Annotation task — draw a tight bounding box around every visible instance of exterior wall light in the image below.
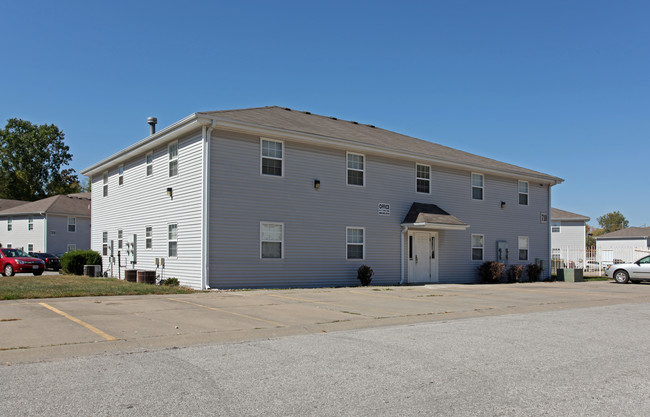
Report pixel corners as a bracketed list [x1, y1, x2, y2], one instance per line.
[500, 201, 506, 209]
[314, 179, 321, 190]
[167, 187, 173, 198]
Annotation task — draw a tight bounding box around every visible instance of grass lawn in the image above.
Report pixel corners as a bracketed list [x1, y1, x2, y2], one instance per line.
[0, 274, 194, 300]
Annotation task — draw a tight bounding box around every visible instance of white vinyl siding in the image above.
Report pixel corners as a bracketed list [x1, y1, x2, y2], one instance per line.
[518, 181, 529, 205]
[260, 222, 283, 259]
[471, 173, 484, 200]
[416, 164, 430, 194]
[346, 227, 364, 259]
[260, 139, 283, 177]
[346, 152, 365, 186]
[168, 142, 178, 177]
[471, 234, 484, 261]
[519, 236, 529, 261]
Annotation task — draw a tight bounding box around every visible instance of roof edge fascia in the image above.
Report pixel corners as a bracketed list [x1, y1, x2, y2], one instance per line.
[401, 222, 470, 231]
[206, 116, 563, 185]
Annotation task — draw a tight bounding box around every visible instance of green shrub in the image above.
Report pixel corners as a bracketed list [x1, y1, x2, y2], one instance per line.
[162, 277, 180, 286]
[478, 261, 505, 283]
[61, 250, 103, 275]
[505, 264, 524, 283]
[357, 265, 374, 286]
[525, 263, 543, 282]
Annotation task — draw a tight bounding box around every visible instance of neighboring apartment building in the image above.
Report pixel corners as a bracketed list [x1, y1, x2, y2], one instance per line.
[550, 208, 590, 269]
[0, 193, 91, 255]
[596, 227, 650, 263]
[81, 106, 563, 289]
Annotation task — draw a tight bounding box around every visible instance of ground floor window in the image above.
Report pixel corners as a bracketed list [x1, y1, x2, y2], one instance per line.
[102, 232, 108, 256]
[519, 236, 529, 261]
[67, 244, 76, 252]
[28, 244, 34, 252]
[260, 222, 283, 259]
[168, 224, 178, 257]
[145, 226, 152, 249]
[346, 227, 364, 259]
[117, 229, 123, 249]
[471, 234, 484, 261]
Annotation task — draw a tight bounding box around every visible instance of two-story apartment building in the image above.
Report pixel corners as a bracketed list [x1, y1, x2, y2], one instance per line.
[0, 193, 91, 255]
[81, 106, 562, 289]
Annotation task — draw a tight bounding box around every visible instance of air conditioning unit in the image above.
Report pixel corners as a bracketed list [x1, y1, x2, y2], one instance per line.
[83, 265, 102, 277]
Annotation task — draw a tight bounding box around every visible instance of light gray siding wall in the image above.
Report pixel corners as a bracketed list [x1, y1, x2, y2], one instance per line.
[45, 215, 91, 254]
[551, 220, 586, 249]
[209, 131, 551, 288]
[0, 215, 45, 252]
[597, 238, 649, 251]
[90, 132, 204, 288]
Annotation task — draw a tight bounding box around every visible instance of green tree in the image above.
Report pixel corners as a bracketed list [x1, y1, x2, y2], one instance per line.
[586, 224, 605, 248]
[597, 211, 629, 233]
[0, 118, 81, 201]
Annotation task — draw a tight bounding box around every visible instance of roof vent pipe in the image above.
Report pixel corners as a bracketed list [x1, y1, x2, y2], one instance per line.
[147, 117, 158, 135]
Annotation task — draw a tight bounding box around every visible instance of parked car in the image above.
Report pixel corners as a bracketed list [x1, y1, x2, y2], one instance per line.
[0, 248, 46, 276]
[605, 255, 650, 283]
[28, 252, 62, 271]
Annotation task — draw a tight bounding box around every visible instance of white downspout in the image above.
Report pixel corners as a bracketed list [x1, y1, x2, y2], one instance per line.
[400, 225, 407, 285]
[42, 213, 48, 252]
[547, 184, 552, 280]
[200, 121, 215, 290]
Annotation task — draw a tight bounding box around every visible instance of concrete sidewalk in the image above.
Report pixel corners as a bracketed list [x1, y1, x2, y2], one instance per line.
[1, 281, 649, 364]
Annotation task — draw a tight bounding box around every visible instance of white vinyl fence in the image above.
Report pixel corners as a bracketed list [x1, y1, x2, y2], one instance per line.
[551, 246, 650, 274]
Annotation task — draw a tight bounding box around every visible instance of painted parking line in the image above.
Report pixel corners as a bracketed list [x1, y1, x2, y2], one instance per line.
[167, 298, 287, 327]
[348, 289, 445, 303]
[267, 293, 403, 316]
[39, 302, 117, 341]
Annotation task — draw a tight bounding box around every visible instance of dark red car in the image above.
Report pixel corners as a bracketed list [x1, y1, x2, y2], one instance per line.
[0, 248, 45, 276]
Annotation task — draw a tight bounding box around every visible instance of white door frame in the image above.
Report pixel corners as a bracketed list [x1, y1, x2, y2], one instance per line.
[407, 231, 439, 283]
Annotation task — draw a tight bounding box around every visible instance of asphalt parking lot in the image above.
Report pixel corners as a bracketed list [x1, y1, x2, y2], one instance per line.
[1, 281, 649, 364]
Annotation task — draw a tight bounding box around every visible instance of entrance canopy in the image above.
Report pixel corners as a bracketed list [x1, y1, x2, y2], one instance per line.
[401, 202, 469, 231]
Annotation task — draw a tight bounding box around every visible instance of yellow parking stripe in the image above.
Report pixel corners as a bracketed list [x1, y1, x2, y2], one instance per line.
[168, 298, 287, 327]
[39, 303, 117, 341]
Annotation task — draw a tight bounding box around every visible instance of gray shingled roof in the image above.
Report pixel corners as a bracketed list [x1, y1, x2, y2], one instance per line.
[402, 202, 468, 227]
[0, 198, 28, 211]
[551, 208, 590, 222]
[198, 106, 562, 182]
[0, 194, 91, 217]
[596, 227, 650, 239]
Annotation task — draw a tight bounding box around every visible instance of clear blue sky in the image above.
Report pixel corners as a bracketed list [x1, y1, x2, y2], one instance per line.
[2, 0, 648, 227]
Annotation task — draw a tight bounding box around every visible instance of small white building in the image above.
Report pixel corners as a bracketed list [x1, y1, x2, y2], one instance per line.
[550, 208, 590, 271]
[596, 227, 650, 263]
[0, 193, 91, 255]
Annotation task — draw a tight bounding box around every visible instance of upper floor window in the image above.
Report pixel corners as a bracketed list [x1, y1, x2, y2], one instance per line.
[68, 217, 76, 233]
[551, 221, 561, 233]
[168, 142, 178, 177]
[103, 172, 108, 197]
[416, 164, 430, 193]
[518, 181, 529, 205]
[347, 152, 365, 186]
[145, 226, 152, 249]
[168, 224, 178, 257]
[261, 139, 283, 177]
[518, 236, 529, 261]
[471, 234, 484, 261]
[346, 227, 365, 259]
[260, 222, 283, 259]
[28, 216, 34, 231]
[118, 165, 124, 186]
[146, 152, 153, 176]
[7, 217, 12, 231]
[117, 229, 123, 249]
[471, 173, 484, 200]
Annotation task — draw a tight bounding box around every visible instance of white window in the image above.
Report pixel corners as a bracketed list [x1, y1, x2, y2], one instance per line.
[518, 236, 529, 261]
[102, 232, 108, 256]
[518, 181, 529, 205]
[118, 165, 124, 186]
[416, 164, 430, 194]
[28, 216, 34, 231]
[145, 226, 152, 249]
[471, 234, 484, 261]
[28, 244, 34, 252]
[347, 152, 365, 186]
[146, 152, 153, 176]
[261, 139, 283, 177]
[7, 217, 12, 231]
[103, 171, 108, 197]
[168, 224, 178, 257]
[67, 244, 76, 252]
[168, 142, 178, 177]
[346, 227, 365, 259]
[471, 173, 484, 200]
[260, 222, 283, 259]
[7, 244, 12, 249]
[117, 229, 123, 249]
[68, 217, 76, 233]
[551, 221, 561, 233]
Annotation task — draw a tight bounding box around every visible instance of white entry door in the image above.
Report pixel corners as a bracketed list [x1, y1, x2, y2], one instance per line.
[410, 231, 439, 283]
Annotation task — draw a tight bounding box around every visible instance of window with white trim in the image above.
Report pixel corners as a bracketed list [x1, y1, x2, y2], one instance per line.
[103, 171, 108, 197]
[117, 229, 123, 249]
[471, 234, 484, 261]
[67, 244, 76, 252]
[146, 152, 153, 176]
[168, 142, 178, 177]
[551, 221, 560, 233]
[7, 217, 12, 231]
[261, 139, 283, 177]
[471, 173, 484, 200]
[7, 244, 12, 249]
[518, 181, 529, 205]
[145, 226, 152, 249]
[118, 165, 124, 186]
[416, 164, 430, 193]
[347, 152, 365, 186]
[260, 222, 283, 259]
[28, 216, 34, 231]
[518, 236, 529, 261]
[168, 224, 178, 257]
[28, 243, 33, 252]
[346, 227, 365, 259]
[68, 217, 76, 233]
[102, 232, 108, 256]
